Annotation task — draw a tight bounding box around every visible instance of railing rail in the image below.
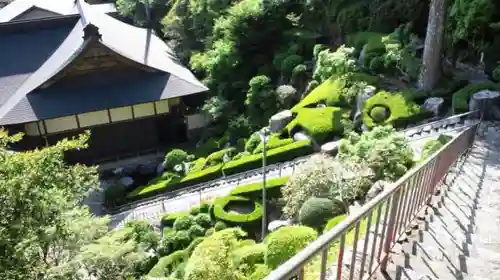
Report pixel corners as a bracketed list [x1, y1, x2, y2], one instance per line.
[107, 111, 479, 215]
[264, 118, 480, 280]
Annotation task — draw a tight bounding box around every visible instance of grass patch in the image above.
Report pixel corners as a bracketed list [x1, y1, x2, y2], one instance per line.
[286, 107, 349, 143]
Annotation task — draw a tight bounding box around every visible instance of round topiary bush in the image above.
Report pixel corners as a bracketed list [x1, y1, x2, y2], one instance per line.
[188, 224, 206, 238]
[173, 215, 195, 231]
[232, 243, 267, 267]
[298, 197, 345, 229]
[163, 149, 189, 171]
[214, 221, 227, 231]
[198, 203, 211, 213]
[264, 225, 318, 269]
[194, 213, 212, 228]
[370, 106, 389, 123]
[211, 196, 263, 225]
[172, 230, 192, 250]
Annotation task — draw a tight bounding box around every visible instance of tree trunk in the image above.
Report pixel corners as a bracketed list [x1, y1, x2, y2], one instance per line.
[418, 0, 448, 91]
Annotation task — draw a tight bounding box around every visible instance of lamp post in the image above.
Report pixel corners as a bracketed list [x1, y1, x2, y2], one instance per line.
[259, 127, 270, 240]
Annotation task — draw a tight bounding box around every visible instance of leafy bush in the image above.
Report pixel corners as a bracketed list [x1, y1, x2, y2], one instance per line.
[280, 54, 303, 76]
[188, 225, 206, 238]
[147, 250, 188, 277]
[205, 148, 236, 167]
[194, 213, 212, 228]
[286, 107, 349, 143]
[189, 158, 206, 173]
[228, 115, 253, 141]
[282, 154, 373, 218]
[419, 139, 442, 162]
[205, 228, 215, 236]
[232, 243, 267, 267]
[247, 264, 272, 279]
[264, 225, 317, 269]
[299, 197, 344, 229]
[186, 237, 205, 256]
[245, 134, 261, 153]
[222, 140, 314, 175]
[345, 32, 386, 53]
[214, 221, 228, 231]
[370, 106, 388, 123]
[313, 44, 328, 59]
[173, 215, 195, 231]
[164, 149, 189, 171]
[253, 134, 293, 154]
[362, 91, 430, 129]
[161, 211, 189, 227]
[452, 81, 500, 112]
[233, 151, 251, 161]
[323, 215, 347, 232]
[229, 177, 288, 200]
[183, 228, 247, 280]
[173, 230, 192, 250]
[313, 45, 357, 83]
[338, 126, 414, 181]
[128, 172, 181, 198]
[211, 196, 263, 225]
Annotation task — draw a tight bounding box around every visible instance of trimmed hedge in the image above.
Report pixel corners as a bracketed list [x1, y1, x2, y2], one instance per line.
[286, 107, 349, 143]
[253, 134, 293, 154]
[452, 81, 500, 112]
[299, 197, 345, 229]
[205, 147, 236, 167]
[189, 157, 206, 173]
[232, 243, 267, 267]
[186, 237, 205, 256]
[362, 91, 431, 129]
[222, 140, 314, 176]
[147, 250, 188, 277]
[161, 211, 189, 227]
[229, 176, 289, 200]
[211, 196, 263, 225]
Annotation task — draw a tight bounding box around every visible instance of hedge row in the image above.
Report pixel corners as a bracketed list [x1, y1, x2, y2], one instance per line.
[147, 250, 188, 277]
[229, 176, 289, 200]
[211, 195, 263, 225]
[253, 134, 293, 154]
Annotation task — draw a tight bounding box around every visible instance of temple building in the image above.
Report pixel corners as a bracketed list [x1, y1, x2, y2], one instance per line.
[0, 0, 209, 164]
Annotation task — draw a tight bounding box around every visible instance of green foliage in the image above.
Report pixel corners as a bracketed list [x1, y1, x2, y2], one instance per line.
[228, 115, 253, 141]
[173, 215, 195, 231]
[246, 75, 279, 125]
[186, 237, 205, 256]
[215, 221, 228, 231]
[298, 197, 344, 229]
[370, 106, 389, 123]
[253, 134, 293, 154]
[232, 243, 267, 267]
[202, 96, 232, 124]
[323, 215, 347, 232]
[189, 158, 207, 173]
[264, 226, 317, 269]
[338, 126, 414, 181]
[164, 149, 189, 171]
[128, 172, 181, 198]
[245, 133, 261, 153]
[247, 264, 272, 279]
[346, 32, 386, 53]
[188, 224, 206, 238]
[286, 107, 349, 143]
[448, 0, 495, 46]
[419, 134, 452, 162]
[124, 220, 160, 250]
[313, 45, 357, 83]
[205, 228, 216, 236]
[173, 230, 192, 250]
[162, 211, 189, 227]
[194, 213, 212, 228]
[229, 176, 289, 199]
[148, 250, 188, 277]
[313, 44, 328, 59]
[452, 82, 500, 112]
[211, 196, 263, 225]
[280, 54, 304, 76]
[362, 91, 430, 129]
[205, 148, 236, 167]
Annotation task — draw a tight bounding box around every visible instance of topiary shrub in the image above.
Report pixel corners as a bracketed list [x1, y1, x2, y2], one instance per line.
[173, 215, 195, 231]
[186, 237, 205, 256]
[172, 230, 192, 250]
[264, 225, 318, 269]
[245, 134, 261, 153]
[286, 107, 349, 143]
[205, 147, 236, 168]
[214, 221, 228, 231]
[161, 211, 189, 227]
[205, 228, 215, 236]
[298, 197, 345, 229]
[370, 106, 388, 123]
[198, 203, 211, 213]
[188, 224, 206, 238]
[229, 177, 288, 200]
[211, 196, 263, 226]
[147, 250, 188, 277]
[252, 134, 294, 154]
[164, 149, 189, 171]
[232, 243, 267, 267]
[194, 213, 212, 228]
[323, 215, 347, 233]
[247, 264, 272, 280]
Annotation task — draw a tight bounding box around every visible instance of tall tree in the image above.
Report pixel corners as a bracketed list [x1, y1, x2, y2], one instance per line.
[419, 0, 449, 91]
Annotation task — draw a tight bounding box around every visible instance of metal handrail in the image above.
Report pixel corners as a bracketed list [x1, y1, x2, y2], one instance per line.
[107, 111, 479, 215]
[264, 119, 480, 280]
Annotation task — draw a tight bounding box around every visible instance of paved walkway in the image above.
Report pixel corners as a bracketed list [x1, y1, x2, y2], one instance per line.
[375, 138, 500, 280]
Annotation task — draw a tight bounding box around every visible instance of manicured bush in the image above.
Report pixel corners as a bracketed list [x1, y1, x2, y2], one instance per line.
[323, 214, 347, 232]
[229, 176, 289, 200]
[346, 32, 387, 54]
[164, 149, 189, 171]
[186, 237, 205, 256]
[452, 81, 500, 112]
[188, 224, 206, 238]
[205, 228, 215, 236]
[172, 230, 192, 250]
[147, 250, 188, 277]
[173, 215, 195, 231]
[299, 197, 344, 229]
[236, 239, 256, 248]
[232, 243, 267, 267]
[222, 140, 314, 176]
[205, 147, 236, 167]
[420, 134, 453, 162]
[252, 134, 294, 154]
[264, 225, 318, 269]
[370, 106, 388, 123]
[189, 205, 201, 216]
[362, 91, 430, 129]
[245, 134, 261, 153]
[179, 163, 223, 186]
[248, 264, 272, 279]
[214, 221, 228, 231]
[233, 151, 251, 161]
[189, 157, 206, 173]
[172, 262, 186, 279]
[211, 196, 263, 225]
[194, 213, 212, 228]
[286, 107, 349, 143]
[161, 211, 189, 227]
[127, 172, 181, 198]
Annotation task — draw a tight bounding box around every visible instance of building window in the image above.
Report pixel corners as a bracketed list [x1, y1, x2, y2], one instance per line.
[109, 106, 133, 122]
[155, 100, 170, 114]
[44, 116, 78, 134]
[77, 110, 110, 127]
[133, 103, 155, 118]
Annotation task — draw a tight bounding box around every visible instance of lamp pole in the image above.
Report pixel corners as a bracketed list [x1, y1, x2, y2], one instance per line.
[260, 128, 269, 241]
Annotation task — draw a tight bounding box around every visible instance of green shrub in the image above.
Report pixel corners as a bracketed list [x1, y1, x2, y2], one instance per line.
[147, 250, 188, 277]
[194, 213, 212, 228]
[189, 158, 206, 173]
[437, 134, 452, 144]
[264, 225, 318, 269]
[370, 106, 388, 123]
[229, 177, 288, 200]
[173, 215, 195, 231]
[127, 172, 181, 198]
[419, 139, 442, 162]
[323, 215, 347, 232]
[232, 243, 267, 267]
[369, 56, 384, 72]
[172, 230, 192, 250]
[286, 107, 349, 143]
[222, 140, 314, 176]
[189, 206, 201, 216]
[212, 196, 263, 225]
[452, 81, 500, 112]
[245, 134, 261, 153]
[236, 239, 256, 248]
[247, 264, 272, 279]
[205, 147, 236, 167]
[205, 228, 215, 236]
[164, 149, 189, 171]
[172, 262, 186, 279]
[362, 91, 430, 129]
[188, 224, 206, 238]
[233, 151, 251, 161]
[179, 163, 223, 185]
[253, 134, 293, 154]
[299, 197, 345, 229]
[346, 32, 386, 53]
[214, 221, 228, 231]
[186, 237, 205, 256]
[161, 211, 189, 227]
